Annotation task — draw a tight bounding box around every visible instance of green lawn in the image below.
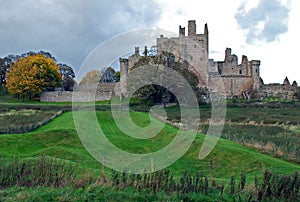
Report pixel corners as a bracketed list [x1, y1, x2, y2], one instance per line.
[1, 111, 299, 183]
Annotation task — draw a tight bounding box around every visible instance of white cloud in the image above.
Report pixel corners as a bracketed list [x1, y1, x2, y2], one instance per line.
[235, 0, 291, 44]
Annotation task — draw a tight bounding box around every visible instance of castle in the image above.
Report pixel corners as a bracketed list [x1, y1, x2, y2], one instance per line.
[119, 20, 298, 100]
[41, 20, 298, 102]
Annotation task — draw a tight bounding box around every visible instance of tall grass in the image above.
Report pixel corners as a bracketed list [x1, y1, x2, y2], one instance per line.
[165, 105, 300, 163]
[0, 110, 62, 134]
[0, 156, 299, 201]
[0, 155, 77, 188]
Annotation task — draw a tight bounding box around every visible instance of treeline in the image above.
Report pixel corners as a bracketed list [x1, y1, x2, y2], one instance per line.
[80, 67, 120, 85]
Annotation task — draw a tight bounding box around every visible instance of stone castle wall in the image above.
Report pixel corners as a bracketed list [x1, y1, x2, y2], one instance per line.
[41, 83, 118, 102]
[208, 75, 253, 97]
[259, 84, 296, 100]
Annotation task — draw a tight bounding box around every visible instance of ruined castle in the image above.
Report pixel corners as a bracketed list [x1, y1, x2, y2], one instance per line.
[119, 20, 298, 100]
[41, 20, 298, 102]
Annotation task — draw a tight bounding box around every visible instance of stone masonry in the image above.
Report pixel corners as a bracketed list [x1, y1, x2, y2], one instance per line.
[40, 83, 117, 102]
[120, 20, 298, 100]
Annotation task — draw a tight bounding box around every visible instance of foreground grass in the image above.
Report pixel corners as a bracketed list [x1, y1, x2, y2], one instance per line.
[0, 110, 299, 201]
[0, 186, 239, 202]
[1, 155, 298, 201]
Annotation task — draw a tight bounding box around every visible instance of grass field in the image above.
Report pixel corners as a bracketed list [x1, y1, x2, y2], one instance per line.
[166, 104, 300, 163]
[1, 104, 299, 201]
[1, 111, 299, 180]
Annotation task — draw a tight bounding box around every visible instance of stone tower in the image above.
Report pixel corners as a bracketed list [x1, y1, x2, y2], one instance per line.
[119, 58, 128, 98]
[250, 60, 261, 91]
[188, 20, 196, 36]
[156, 20, 209, 86]
[184, 21, 209, 86]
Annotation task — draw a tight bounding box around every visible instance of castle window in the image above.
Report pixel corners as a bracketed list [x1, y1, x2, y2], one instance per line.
[239, 70, 243, 75]
[169, 55, 175, 62]
[194, 44, 197, 48]
[255, 68, 258, 73]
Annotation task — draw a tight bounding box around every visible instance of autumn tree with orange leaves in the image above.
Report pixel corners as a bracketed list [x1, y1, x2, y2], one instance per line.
[6, 54, 62, 101]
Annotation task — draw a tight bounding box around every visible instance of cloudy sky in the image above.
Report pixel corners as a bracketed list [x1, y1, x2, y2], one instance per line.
[0, 0, 299, 84]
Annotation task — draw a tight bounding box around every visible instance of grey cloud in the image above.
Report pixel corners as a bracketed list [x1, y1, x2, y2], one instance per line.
[0, 0, 162, 74]
[235, 0, 290, 44]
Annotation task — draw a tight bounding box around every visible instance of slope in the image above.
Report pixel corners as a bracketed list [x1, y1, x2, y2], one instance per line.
[0, 111, 299, 181]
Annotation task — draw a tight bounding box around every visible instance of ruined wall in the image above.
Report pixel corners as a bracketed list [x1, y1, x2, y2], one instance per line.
[259, 84, 296, 100]
[41, 83, 118, 102]
[208, 75, 253, 97]
[128, 47, 140, 71]
[157, 36, 180, 60]
[217, 49, 252, 77]
[208, 48, 260, 97]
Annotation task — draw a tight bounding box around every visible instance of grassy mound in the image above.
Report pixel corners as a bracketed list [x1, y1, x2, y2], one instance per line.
[0, 111, 299, 182]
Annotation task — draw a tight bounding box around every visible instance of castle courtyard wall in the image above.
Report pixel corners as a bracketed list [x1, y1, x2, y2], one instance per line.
[259, 84, 296, 100]
[40, 83, 117, 102]
[208, 75, 253, 97]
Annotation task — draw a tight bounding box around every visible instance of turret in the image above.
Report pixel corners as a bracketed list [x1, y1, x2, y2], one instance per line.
[179, 25, 185, 36]
[241, 55, 249, 75]
[144, 46, 148, 56]
[204, 23, 209, 57]
[188, 20, 196, 36]
[204, 23, 208, 35]
[119, 58, 129, 98]
[134, 47, 139, 55]
[292, 80, 298, 88]
[250, 60, 261, 91]
[225, 48, 232, 63]
[283, 76, 290, 86]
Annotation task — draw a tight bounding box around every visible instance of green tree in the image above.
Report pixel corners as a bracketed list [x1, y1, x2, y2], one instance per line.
[0, 58, 6, 91]
[0, 57, 12, 93]
[132, 56, 201, 105]
[79, 70, 100, 85]
[58, 63, 76, 91]
[100, 67, 116, 83]
[6, 54, 62, 101]
[114, 71, 120, 82]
